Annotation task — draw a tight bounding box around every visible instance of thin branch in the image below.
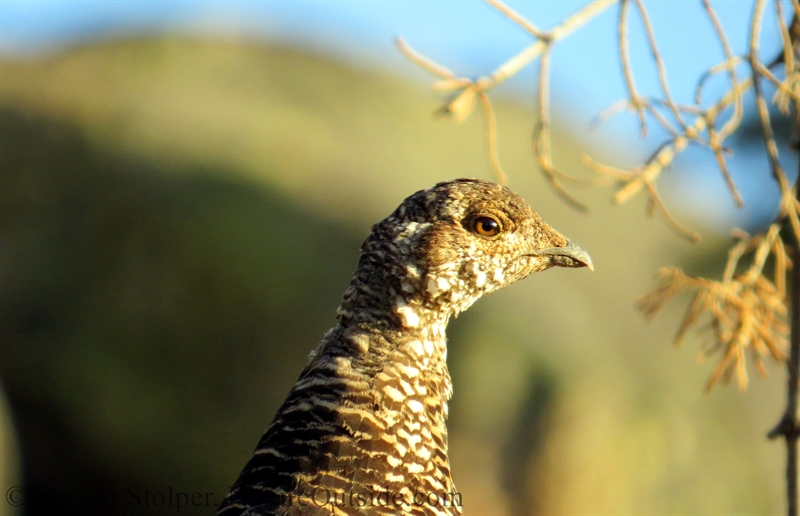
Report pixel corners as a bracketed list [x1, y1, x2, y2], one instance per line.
[750, 0, 791, 193]
[709, 126, 744, 207]
[612, 137, 686, 205]
[591, 98, 632, 129]
[649, 98, 706, 115]
[398, 0, 614, 203]
[633, 0, 687, 130]
[695, 56, 745, 105]
[644, 103, 680, 137]
[777, 0, 797, 82]
[395, 37, 456, 79]
[767, 185, 800, 516]
[618, 0, 648, 135]
[581, 153, 635, 180]
[486, 0, 546, 39]
[754, 59, 800, 102]
[702, 0, 744, 141]
[490, 0, 615, 86]
[477, 92, 508, 184]
[533, 47, 588, 211]
[644, 180, 701, 242]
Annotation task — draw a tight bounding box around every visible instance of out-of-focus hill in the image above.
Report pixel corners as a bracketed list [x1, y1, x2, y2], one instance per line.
[0, 35, 783, 515]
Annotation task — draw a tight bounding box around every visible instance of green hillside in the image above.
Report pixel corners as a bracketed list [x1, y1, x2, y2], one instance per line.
[0, 35, 783, 515]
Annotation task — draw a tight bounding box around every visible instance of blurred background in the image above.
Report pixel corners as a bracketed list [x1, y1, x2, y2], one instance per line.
[0, 2, 795, 515]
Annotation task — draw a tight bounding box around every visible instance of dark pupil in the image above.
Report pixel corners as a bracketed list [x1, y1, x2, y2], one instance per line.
[480, 219, 497, 233]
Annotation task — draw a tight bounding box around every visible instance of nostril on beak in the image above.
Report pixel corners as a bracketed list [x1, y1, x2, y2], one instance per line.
[527, 239, 593, 271]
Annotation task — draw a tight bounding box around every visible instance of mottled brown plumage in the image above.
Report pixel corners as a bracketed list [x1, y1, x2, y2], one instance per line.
[219, 179, 592, 516]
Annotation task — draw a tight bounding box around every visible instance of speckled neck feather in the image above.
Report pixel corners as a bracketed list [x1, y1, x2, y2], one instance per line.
[219, 179, 590, 516]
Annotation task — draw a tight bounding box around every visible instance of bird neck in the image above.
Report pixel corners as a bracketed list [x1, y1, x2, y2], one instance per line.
[302, 319, 459, 505]
[335, 266, 455, 334]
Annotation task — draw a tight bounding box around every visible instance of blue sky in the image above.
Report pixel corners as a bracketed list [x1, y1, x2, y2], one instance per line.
[0, 1, 794, 232]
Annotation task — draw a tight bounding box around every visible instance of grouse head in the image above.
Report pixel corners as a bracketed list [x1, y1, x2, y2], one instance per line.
[338, 178, 592, 331]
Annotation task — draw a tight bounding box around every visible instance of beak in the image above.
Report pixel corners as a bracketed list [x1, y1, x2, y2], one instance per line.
[527, 239, 594, 271]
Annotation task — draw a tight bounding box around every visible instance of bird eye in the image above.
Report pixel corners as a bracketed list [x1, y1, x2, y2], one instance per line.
[473, 216, 501, 237]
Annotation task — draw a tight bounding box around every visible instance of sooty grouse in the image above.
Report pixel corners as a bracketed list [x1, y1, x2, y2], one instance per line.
[219, 178, 592, 516]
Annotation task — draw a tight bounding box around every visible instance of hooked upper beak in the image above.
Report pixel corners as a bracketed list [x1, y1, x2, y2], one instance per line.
[526, 239, 594, 271]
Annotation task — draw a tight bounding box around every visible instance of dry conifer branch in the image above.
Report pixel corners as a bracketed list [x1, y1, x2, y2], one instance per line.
[701, 0, 744, 142]
[751, 1, 789, 190]
[399, 1, 800, 513]
[644, 102, 680, 136]
[396, 37, 457, 80]
[397, 0, 613, 189]
[708, 126, 743, 207]
[768, 186, 800, 516]
[400, 0, 798, 383]
[618, 0, 648, 135]
[777, 1, 796, 82]
[478, 91, 508, 184]
[755, 60, 800, 103]
[633, 0, 688, 131]
[486, 0, 546, 39]
[638, 224, 790, 391]
[534, 47, 588, 210]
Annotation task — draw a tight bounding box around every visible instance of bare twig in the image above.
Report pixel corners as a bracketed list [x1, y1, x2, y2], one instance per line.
[396, 37, 456, 79]
[695, 56, 745, 105]
[644, 180, 701, 242]
[477, 92, 508, 184]
[767, 184, 800, 516]
[701, 0, 744, 142]
[633, 0, 687, 130]
[753, 59, 800, 103]
[400, 0, 614, 202]
[708, 126, 744, 207]
[618, 0, 648, 135]
[486, 0, 546, 39]
[776, 0, 797, 89]
[750, 0, 788, 189]
[489, 0, 615, 87]
[534, 47, 588, 210]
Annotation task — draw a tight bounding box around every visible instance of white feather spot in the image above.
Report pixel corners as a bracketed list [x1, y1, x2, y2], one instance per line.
[385, 472, 405, 482]
[395, 296, 419, 328]
[408, 399, 424, 413]
[405, 463, 425, 474]
[408, 340, 424, 356]
[399, 379, 415, 396]
[396, 364, 420, 378]
[382, 384, 405, 402]
[417, 446, 431, 460]
[493, 268, 505, 283]
[396, 304, 420, 328]
[475, 270, 486, 288]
